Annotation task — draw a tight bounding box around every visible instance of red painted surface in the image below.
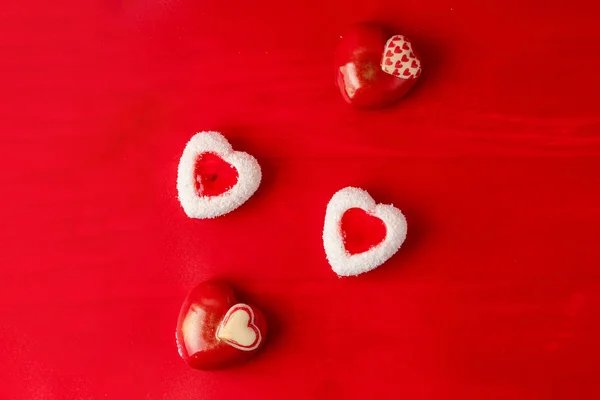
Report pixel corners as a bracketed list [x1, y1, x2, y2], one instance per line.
[1, 0, 600, 398]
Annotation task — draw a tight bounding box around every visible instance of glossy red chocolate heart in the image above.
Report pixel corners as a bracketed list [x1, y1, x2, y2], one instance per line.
[335, 23, 421, 109]
[176, 281, 267, 370]
[194, 152, 239, 197]
[340, 207, 387, 255]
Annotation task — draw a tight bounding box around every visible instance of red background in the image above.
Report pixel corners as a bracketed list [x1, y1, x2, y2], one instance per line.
[2, 0, 600, 398]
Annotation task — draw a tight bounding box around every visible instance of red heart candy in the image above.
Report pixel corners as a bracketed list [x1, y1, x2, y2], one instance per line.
[393, 69, 401, 76]
[403, 68, 411, 76]
[335, 24, 422, 108]
[411, 60, 419, 68]
[401, 54, 409, 62]
[403, 42, 410, 50]
[341, 207, 387, 255]
[194, 152, 239, 197]
[395, 60, 403, 68]
[394, 46, 402, 53]
[176, 281, 267, 370]
[385, 50, 394, 57]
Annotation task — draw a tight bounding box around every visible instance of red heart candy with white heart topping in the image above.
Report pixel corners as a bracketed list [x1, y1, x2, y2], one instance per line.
[335, 23, 422, 109]
[176, 280, 267, 370]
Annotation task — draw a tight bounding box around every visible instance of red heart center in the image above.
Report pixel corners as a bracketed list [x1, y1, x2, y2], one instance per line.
[340, 208, 387, 255]
[194, 152, 239, 197]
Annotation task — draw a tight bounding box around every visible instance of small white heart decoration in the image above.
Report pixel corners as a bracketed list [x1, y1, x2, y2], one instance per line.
[216, 304, 262, 351]
[323, 187, 407, 277]
[381, 35, 422, 79]
[177, 131, 261, 219]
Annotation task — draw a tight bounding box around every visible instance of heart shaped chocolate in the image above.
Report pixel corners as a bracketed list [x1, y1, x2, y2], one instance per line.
[335, 24, 422, 109]
[176, 281, 267, 370]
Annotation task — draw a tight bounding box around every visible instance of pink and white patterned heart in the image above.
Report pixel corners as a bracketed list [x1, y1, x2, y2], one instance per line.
[381, 35, 422, 79]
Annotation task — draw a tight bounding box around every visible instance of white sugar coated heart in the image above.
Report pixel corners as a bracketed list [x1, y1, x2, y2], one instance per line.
[216, 304, 262, 351]
[177, 131, 261, 219]
[323, 187, 407, 277]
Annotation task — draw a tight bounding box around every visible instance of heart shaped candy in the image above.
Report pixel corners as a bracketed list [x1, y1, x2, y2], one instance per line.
[323, 187, 407, 277]
[176, 281, 267, 370]
[335, 23, 422, 109]
[177, 131, 261, 219]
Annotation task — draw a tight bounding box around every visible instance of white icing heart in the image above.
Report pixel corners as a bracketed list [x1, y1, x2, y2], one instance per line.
[323, 187, 407, 277]
[216, 304, 261, 351]
[177, 131, 261, 219]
